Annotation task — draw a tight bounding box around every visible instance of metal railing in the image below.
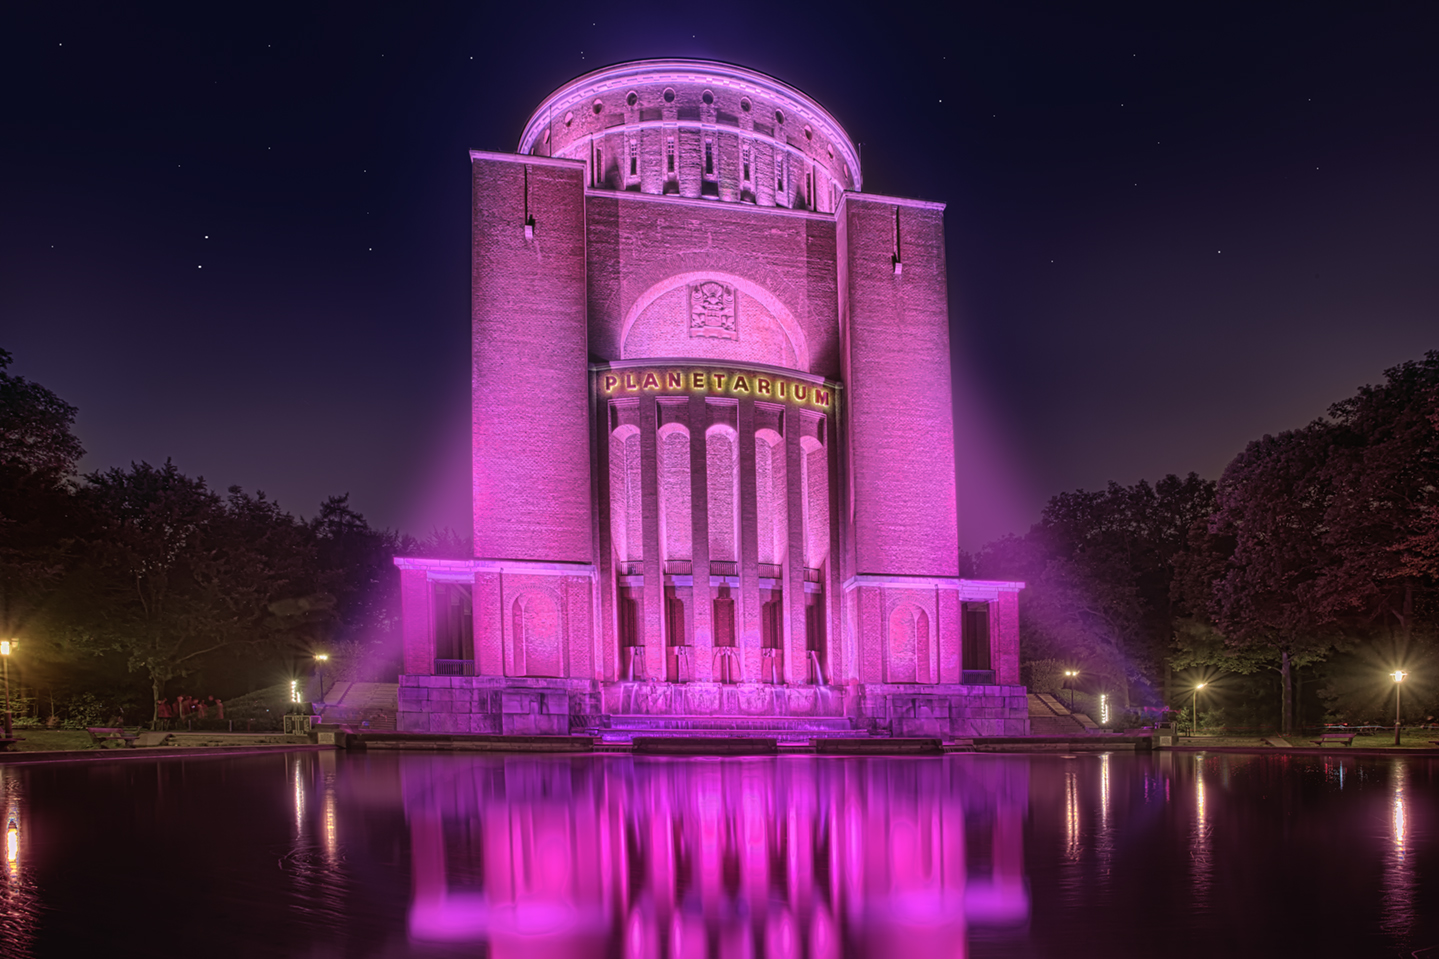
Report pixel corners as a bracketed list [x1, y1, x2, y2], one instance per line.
[663, 560, 692, 576]
[617, 560, 643, 577]
[757, 563, 782, 580]
[710, 560, 738, 577]
[803, 567, 822, 584]
[434, 659, 475, 677]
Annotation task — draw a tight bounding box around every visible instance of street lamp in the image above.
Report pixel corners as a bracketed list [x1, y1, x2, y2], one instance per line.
[1192, 682, 1207, 738]
[1, 640, 15, 739]
[314, 653, 330, 705]
[1392, 670, 1408, 746]
[1064, 669, 1079, 712]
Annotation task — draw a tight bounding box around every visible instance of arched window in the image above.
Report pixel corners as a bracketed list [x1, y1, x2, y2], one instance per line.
[755, 429, 787, 567]
[800, 433, 828, 570]
[658, 424, 691, 562]
[513, 591, 562, 678]
[609, 424, 643, 566]
[887, 603, 933, 684]
[706, 425, 739, 565]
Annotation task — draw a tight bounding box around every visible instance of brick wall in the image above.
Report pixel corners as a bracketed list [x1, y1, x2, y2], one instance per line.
[841, 196, 959, 579]
[471, 152, 593, 563]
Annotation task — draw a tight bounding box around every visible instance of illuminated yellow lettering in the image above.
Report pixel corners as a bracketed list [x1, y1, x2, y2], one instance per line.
[693, 372, 707, 390]
[641, 372, 660, 389]
[713, 373, 727, 391]
[813, 388, 830, 407]
[733, 375, 750, 392]
[757, 377, 772, 394]
[666, 372, 683, 389]
[624, 373, 639, 390]
[603, 374, 619, 392]
[794, 384, 809, 401]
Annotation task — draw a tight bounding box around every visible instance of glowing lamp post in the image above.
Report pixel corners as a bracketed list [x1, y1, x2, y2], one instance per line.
[314, 653, 330, 705]
[1, 640, 14, 738]
[1192, 683, 1207, 738]
[1064, 669, 1079, 712]
[1392, 670, 1408, 746]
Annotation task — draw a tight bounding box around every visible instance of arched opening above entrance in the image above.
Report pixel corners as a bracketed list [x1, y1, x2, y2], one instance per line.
[620, 271, 809, 373]
[621, 270, 811, 371]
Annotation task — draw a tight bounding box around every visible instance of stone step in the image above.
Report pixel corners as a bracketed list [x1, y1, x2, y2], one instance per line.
[600, 715, 857, 741]
[607, 715, 853, 731]
[1029, 714, 1085, 736]
[1027, 694, 1059, 717]
[1037, 693, 1073, 715]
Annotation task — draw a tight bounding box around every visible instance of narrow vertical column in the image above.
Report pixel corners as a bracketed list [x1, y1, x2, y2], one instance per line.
[639, 394, 664, 680]
[938, 589, 961, 683]
[994, 591, 1020, 685]
[689, 393, 713, 680]
[827, 413, 848, 684]
[475, 570, 503, 676]
[592, 391, 619, 682]
[783, 404, 807, 684]
[738, 399, 761, 682]
[399, 567, 432, 676]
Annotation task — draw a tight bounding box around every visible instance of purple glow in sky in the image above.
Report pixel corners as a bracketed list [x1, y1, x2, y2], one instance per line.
[3, 4, 1436, 547]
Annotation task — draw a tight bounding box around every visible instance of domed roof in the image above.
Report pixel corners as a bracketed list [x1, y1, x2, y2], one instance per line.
[518, 59, 862, 200]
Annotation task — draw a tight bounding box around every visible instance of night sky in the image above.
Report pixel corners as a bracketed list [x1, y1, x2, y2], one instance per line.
[4, 3, 1437, 549]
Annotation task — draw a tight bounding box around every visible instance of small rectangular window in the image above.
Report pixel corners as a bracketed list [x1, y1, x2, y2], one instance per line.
[704, 139, 714, 176]
[628, 139, 638, 176]
[742, 142, 751, 183]
[666, 137, 675, 173]
[776, 154, 785, 194]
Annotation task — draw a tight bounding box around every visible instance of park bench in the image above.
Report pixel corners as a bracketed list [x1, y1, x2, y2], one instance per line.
[86, 727, 139, 748]
[1312, 732, 1355, 747]
[0, 738, 21, 751]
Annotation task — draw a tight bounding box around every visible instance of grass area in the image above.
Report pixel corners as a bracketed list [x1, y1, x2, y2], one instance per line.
[4, 727, 306, 752]
[1175, 729, 1439, 749]
[7, 729, 119, 752]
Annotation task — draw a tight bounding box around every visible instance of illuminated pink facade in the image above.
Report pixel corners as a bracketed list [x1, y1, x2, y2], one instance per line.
[394, 60, 1027, 738]
[401, 754, 1030, 954]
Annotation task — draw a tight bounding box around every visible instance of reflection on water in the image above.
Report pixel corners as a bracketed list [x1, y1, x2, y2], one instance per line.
[1382, 760, 1416, 939]
[1190, 759, 1212, 908]
[0, 767, 39, 959]
[402, 755, 1028, 957]
[0, 751, 1435, 958]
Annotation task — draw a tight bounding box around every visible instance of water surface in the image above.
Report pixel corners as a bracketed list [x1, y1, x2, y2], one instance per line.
[0, 750, 1434, 957]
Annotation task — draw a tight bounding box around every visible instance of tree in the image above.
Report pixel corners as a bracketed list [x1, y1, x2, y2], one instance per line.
[308, 495, 403, 668]
[0, 348, 84, 481]
[978, 474, 1215, 708]
[0, 348, 88, 647]
[64, 462, 316, 724]
[1315, 353, 1439, 643]
[1206, 424, 1344, 735]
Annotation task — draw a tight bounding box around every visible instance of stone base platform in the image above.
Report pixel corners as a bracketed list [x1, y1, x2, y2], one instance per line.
[858, 683, 1031, 738]
[398, 676, 1030, 739]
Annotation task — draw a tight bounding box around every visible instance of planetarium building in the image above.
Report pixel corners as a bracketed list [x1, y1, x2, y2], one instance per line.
[393, 60, 1028, 739]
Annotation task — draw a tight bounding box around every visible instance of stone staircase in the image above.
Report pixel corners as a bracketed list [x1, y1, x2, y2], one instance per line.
[317, 682, 399, 731]
[1027, 693, 1089, 736]
[601, 715, 857, 743]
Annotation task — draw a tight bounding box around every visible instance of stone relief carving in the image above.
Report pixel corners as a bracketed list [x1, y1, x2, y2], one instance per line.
[689, 281, 737, 340]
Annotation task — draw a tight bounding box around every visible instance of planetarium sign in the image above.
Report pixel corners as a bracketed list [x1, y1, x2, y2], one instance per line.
[597, 364, 836, 409]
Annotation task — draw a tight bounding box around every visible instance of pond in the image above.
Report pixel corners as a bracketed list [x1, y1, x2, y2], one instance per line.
[0, 750, 1434, 958]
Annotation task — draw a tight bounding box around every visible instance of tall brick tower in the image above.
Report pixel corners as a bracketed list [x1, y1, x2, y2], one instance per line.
[394, 60, 1027, 738]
